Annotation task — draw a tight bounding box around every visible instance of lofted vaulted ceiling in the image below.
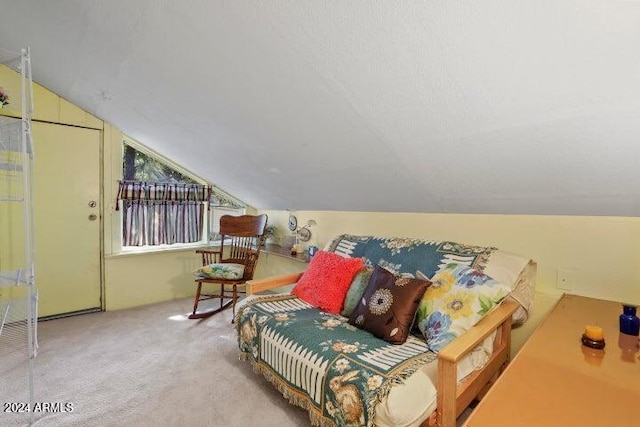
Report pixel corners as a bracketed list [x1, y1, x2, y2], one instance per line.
[1, 1, 639, 215]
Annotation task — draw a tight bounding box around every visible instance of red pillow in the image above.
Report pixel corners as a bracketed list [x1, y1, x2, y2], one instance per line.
[292, 250, 365, 314]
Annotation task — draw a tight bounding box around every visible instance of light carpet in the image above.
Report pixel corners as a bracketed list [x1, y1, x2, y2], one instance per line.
[1, 297, 474, 427]
[1, 298, 309, 427]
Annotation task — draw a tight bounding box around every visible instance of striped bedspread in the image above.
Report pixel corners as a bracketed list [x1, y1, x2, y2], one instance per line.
[236, 294, 436, 427]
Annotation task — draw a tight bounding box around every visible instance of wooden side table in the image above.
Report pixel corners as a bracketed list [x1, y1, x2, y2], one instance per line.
[463, 294, 640, 427]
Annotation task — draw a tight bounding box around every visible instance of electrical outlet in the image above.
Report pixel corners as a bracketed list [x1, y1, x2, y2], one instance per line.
[556, 269, 573, 291]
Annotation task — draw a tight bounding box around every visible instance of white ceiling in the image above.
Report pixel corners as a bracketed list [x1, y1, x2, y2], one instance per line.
[1, 1, 640, 215]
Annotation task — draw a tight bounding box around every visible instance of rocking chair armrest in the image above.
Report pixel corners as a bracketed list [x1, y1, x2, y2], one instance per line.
[246, 272, 304, 295]
[196, 249, 223, 265]
[196, 249, 222, 255]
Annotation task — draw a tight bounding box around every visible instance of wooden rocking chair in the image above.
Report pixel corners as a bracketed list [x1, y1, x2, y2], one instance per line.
[189, 214, 268, 320]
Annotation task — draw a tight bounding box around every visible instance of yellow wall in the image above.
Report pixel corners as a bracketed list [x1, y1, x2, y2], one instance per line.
[0, 180, 25, 272]
[1, 61, 103, 271]
[257, 209, 640, 352]
[102, 124, 200, 310]
[101, 124, 259, 310]
[1, 63, 212, 312]
[103, 250, 203, 310]
[0, 64, 103, 129]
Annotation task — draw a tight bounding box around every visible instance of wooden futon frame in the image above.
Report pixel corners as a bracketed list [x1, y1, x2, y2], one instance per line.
[247, 272, 519, 427]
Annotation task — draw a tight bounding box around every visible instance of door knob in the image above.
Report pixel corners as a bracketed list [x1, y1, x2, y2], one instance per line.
[88, 214, 97, 221]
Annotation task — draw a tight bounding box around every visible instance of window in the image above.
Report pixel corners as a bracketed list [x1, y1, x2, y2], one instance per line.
[118, 142, 211, 248]
[207, 181, 246, 242]
[123, 144, 196, 184]
[117, 140, 247, 249]
[208, 205, 245, 242]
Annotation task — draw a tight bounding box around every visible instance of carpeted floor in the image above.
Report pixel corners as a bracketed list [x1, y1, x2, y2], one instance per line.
[1, 298, 309, 427]
[2, 297, 474, 427]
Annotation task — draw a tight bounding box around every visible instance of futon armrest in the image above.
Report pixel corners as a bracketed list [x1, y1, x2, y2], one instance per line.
[246, 272, 304, 295]
[435, 297, 519, 427]
[437, 298, 519, 363]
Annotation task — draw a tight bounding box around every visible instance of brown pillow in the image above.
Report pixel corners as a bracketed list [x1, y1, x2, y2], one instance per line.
[348, 265, 431, 344]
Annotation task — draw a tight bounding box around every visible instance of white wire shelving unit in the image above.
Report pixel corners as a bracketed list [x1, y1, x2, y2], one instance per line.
[0, 46, 38, 426]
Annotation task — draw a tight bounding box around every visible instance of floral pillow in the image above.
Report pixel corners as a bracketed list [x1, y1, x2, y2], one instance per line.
[348, 265, 431, 345]
[193, 263, 245, 280]
[416, 263, 511, 352]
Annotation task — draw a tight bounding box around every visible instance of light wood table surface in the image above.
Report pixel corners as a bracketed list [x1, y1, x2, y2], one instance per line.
[463, 294, 640, 427]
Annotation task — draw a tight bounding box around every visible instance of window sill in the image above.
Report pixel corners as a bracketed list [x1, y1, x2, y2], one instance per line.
[107, 242, 213, 259]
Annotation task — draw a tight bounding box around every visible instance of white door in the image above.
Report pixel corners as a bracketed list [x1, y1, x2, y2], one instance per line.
[32, 122, 101, 317]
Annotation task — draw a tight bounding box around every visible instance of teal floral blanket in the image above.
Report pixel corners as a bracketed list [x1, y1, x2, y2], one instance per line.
[236, 294, 437, 427]
[327, 234, 497, 278]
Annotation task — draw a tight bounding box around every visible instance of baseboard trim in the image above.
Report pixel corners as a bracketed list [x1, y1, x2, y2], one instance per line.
[39, 307, 102, 322]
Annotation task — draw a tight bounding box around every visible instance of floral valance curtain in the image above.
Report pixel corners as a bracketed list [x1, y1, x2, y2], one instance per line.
[116, 181, 212, 247]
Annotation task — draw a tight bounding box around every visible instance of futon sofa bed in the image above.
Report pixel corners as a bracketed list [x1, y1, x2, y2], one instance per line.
[235, 234, 536, 427]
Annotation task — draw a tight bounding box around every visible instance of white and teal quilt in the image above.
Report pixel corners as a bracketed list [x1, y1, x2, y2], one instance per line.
[236, 294, 437, 427]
